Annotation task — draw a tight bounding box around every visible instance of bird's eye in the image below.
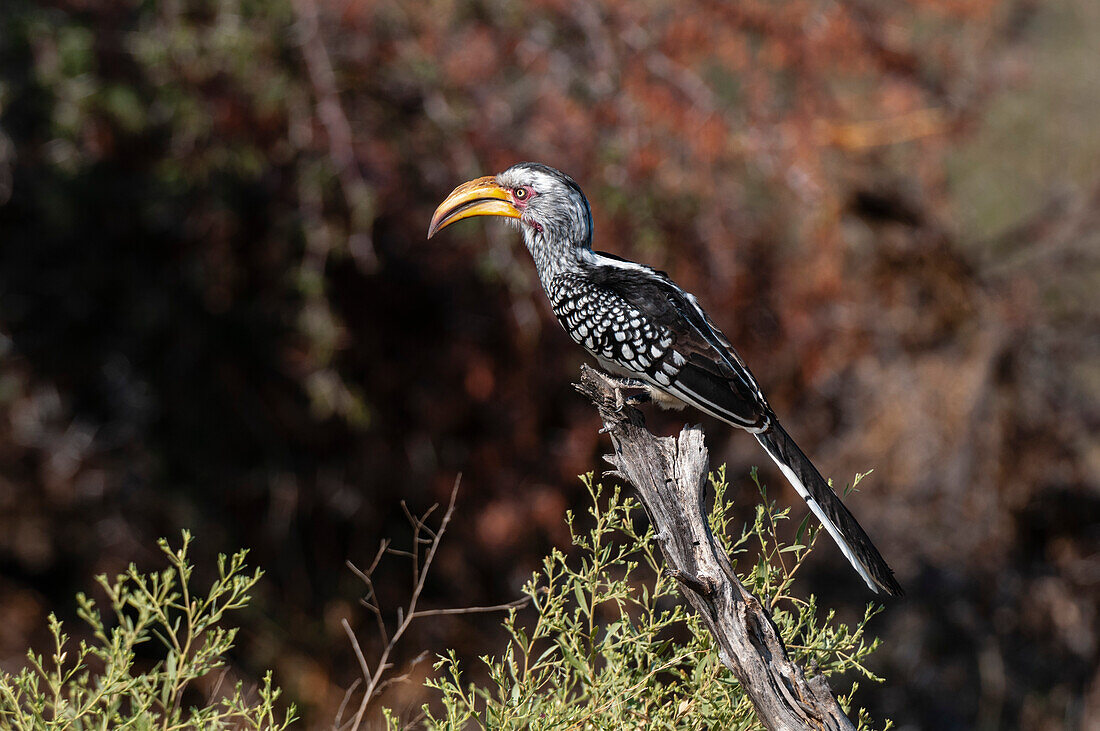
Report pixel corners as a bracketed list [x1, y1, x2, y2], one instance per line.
[513, 187, 528, 200]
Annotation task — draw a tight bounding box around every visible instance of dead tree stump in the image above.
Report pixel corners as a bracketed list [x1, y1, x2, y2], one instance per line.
[575, 365, 855, 731]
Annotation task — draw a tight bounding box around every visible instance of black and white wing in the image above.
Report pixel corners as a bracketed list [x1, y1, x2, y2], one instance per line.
[581, 253, 772, 430]
[579, 253, 903, 596]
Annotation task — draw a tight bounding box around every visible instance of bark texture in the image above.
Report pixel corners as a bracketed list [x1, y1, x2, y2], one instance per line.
[575, 365, 855, 731]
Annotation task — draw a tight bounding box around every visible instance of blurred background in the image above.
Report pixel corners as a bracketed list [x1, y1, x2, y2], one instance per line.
[1, 0, 1098, 728]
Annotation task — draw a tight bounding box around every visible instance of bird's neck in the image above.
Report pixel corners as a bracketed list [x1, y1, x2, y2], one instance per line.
[522, 225, 587, 285]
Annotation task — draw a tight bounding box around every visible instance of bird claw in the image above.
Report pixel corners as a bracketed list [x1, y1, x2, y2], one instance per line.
[600, 373, 650, 412]
[611, 389, 649, 413]
[603, 375, 647, 390]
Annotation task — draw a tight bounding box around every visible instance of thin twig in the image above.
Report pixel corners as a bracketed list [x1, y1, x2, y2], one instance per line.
[411, 596, 531, 618]
[332, 678, 360, 730]
[369, 650, 430, 699]
[347, 546, 391, 648]
[346, 475, 463, 730]
[341, 619, 371, 694]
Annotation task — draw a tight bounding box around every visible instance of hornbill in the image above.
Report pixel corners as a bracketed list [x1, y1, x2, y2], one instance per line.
[428, 162, 902, 596]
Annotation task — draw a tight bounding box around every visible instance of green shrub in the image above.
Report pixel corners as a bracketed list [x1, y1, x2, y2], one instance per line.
[0, 470, 892, 729]
[0, 532, 295, 730]
[410, 469, 891, 730]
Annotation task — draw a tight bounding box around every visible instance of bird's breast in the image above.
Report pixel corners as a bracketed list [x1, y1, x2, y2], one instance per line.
[548, 274, 684, 388]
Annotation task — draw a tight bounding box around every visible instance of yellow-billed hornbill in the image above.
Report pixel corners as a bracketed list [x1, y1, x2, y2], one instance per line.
[428, 162, 902, 596]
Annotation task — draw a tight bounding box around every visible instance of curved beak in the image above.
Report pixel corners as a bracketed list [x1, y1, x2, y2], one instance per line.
[427, 176, 520, 238]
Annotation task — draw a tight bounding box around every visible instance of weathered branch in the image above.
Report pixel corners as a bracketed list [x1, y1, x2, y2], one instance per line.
[574, 365, 855, 731]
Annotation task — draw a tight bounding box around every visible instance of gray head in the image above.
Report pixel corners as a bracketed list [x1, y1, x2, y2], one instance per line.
[495, 162, 593, 248]
[428, 163, 594, 276]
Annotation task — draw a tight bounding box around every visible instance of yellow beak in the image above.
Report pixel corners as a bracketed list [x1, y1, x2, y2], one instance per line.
[427, 176, 520, 238]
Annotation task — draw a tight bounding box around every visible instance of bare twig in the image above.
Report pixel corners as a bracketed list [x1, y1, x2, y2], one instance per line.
[338, 474, 536, 729]
[339, 473, 528, 729]
[410, 596, 531, 618]
[368, 650, 430, 699]
[342, 619, 372, 685]
[346, 541, 390, 648]
[332, 678, 360, 730]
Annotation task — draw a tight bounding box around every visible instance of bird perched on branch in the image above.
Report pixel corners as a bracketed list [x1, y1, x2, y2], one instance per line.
[428, 162, 902, 596]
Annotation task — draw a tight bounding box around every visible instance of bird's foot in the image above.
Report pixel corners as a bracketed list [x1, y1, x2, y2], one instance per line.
[602, 375, 648, 390]
[601, 374, 650, 411]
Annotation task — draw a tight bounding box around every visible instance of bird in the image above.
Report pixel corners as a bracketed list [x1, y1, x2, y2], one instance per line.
[428, 162, 903, 596]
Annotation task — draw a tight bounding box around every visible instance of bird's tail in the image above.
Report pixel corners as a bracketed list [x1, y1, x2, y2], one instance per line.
[755, 422, 903, 596]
